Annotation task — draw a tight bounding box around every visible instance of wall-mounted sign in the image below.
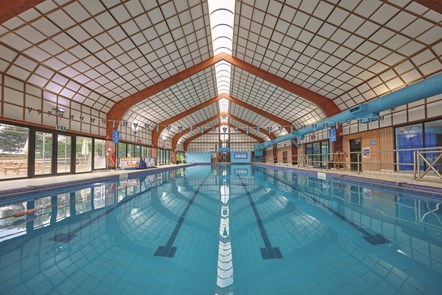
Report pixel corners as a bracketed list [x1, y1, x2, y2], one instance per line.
[112, 130, 120, 144]
[233, 152, 248, 159]
[370, 140, 377, 145]
[329, 127, 336, 142]
[56, 125, 67, 131]
[362, 147, 370, 158]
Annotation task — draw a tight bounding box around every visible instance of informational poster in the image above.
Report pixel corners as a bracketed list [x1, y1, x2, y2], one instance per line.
[362, 147, 370, 158]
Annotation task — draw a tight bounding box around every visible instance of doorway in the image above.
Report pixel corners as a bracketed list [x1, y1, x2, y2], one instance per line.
[350, 138, 361, 172]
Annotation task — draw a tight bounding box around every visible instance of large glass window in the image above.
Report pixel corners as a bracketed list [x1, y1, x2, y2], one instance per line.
[134, 145, 141, 158]
[57, 135, 71, 173]
[94, 139, 106, 169]
[0, 123, 29, 179]
[127, 143, 134, 157]
[158, 149, 163, 165]
[76, 136, 92, 172]
[425, 120, 442, 148]
[118, 143, 127, 167]
[395, 119, 442, 171]
[35, 131, 53, 175]
[166, 150, 170, 165]
[305, 140, 329, 168]
[141, 146, 147, 159]
[396, 123, 424, 170]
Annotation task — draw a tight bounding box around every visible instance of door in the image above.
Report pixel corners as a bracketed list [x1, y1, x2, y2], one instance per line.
[35, 131, 53, 175]
[57, 134, 72, 173]
[350, 139, 361, 171]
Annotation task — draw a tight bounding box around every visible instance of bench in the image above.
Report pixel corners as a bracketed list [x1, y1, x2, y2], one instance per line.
[1, 162, 27, 175]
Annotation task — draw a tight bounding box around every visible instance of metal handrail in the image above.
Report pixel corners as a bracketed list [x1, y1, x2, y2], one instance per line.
[414, 150, 442, 181]
[257, 147, 442, 183]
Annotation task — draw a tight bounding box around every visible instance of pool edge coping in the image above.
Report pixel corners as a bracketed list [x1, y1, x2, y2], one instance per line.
[0, 164, 196, 199]
[252, 163, 442, 196]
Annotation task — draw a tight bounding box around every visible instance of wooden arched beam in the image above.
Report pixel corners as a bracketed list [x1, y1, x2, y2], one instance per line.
[172, 112, 274, 150]
[183, 122, 264, 151]
[106, 53, 229, 138]
[227, 95, 292, 133]
[0, 0, 44, 24]
[223, 55, 341, 117]
[154, 94, 289, 147]
[172, 113, 223, 150]
[149, 94, 222, 146]
[106, 53, 340, 139]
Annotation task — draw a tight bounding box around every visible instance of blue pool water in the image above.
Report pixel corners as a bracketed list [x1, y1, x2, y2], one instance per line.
[0, 164, 441, 294]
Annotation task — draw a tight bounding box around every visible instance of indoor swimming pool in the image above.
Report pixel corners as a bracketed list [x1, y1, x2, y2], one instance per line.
[0, 164, 441, 294]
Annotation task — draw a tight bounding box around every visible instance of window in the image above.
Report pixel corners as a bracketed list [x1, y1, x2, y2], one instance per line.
[134, 145, 141, 158]
[0, 123, 29, 179]
[57, 135, 71, 173]
[76, 136, 92, 172]
[305, 140, 329, 168]
[396, 123, 424, 170]
[94, 139, 106, 169]
[395, 119, 442, 171]
[127, 144, 134, 157]
[35, 131, 53, 175]
[118, 143, 127, 167]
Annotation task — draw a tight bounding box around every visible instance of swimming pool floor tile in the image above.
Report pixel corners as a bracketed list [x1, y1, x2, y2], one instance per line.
[363, 233, 390, 245]
[261, 247, 283, 259]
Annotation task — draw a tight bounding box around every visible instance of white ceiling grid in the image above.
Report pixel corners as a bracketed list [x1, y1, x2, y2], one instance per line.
[178, 120, 222, 144]
[125, 66, 218, 126]
[0, 0, 440, 149]
[232, 0, 442, 110]
[230, 65, 326, 126]
[0, 0, 213, 110]
[161, 103, 220, 142]
[229, 103, 281, 134]
[228, 117, 270, 141]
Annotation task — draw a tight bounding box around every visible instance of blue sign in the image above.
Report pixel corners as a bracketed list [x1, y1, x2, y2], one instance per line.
[329, 127, 336, 142]
[370, 140, 377, 145]
[112, 130, 120, 144]
[219, 147, 230, 152]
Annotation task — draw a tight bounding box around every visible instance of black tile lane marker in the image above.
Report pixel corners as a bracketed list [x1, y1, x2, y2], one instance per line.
[236, 174, 283, 259]
[259, 170, 390, 246]
[154, 168, 216, 258]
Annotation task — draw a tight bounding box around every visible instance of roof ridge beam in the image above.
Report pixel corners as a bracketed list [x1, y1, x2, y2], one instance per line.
[183, 122, 264, 151]
[172, 112, 274, 150]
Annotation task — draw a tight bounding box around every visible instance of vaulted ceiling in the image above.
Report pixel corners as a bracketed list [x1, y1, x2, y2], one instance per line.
[0, 0, 441, 149]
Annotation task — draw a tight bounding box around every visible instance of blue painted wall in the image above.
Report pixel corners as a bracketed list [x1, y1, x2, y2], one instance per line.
[186, 152, 212, 163]
[231, 151, 251, 163]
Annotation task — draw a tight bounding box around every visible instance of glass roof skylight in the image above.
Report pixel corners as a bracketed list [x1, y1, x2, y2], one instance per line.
[219, 98, 229, 114]
[208, 0, 235, 114]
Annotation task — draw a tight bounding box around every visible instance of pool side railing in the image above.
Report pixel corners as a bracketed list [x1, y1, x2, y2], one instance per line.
[260, 147, 442, 183]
